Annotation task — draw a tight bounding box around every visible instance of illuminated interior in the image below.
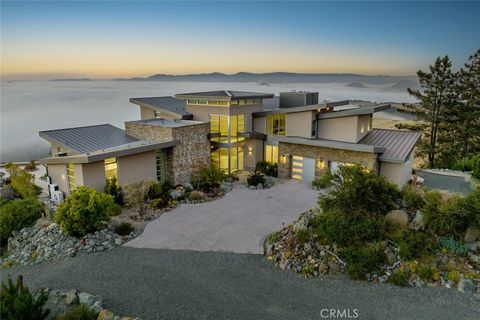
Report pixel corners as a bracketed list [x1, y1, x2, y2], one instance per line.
[266, 113, 286, 136]
[67, 163, 76, 191]
[104, 157, 118, 181]
[265, 145, 279, 164]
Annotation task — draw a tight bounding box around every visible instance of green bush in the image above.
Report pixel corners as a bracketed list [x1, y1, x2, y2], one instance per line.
[439, 235, 469, 256]
[106, 203, 122, 217]
[188, 190, 207, 201]
[56, 304, 98, 320]
[340, 244, 385, 280]
[247, 171, 266, 187]
[24, 160, 37, 172]
[402, 185, 425, 214]
[255, 161, 278, 177]
[0, 275, 49, 320]
[310, 211, 383, 247]
[295, 229, 311, 245]
[311, 171, 332, 190]
[397, 230, 435, 260]
[452, 154, 480, 179]
[9, 168, 41, 199]
[104, 177, 124, 206]
[464, 187, 480, 226]
[114, 222, 134, 236]
[423, 191, 469, 238]
[267, 231, 281, 244]
[124, 180, 152, 215]
[55, 187, 113, 237]
[318, 164, 401, 216]
[417, 266, 435, 281]
[388, 270, 409, 287]
[0, 198, 44, 243]
[196, 165, 226, 190]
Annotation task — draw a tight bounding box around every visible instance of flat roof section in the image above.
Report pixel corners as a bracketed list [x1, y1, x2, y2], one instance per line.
[175, 90, 274, 100]
[275, 136, 386, 154]
[359, 129, 422, 163]
[126, 118, 205, 128]
[39, 124, 140, 155]
[129, 96, 193, 119]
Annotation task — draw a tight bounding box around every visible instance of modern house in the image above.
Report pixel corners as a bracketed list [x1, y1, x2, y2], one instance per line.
[39, 90, 420, 197]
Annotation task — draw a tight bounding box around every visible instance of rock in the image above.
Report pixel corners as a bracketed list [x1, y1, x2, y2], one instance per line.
[257, 183, 264, 190]
[114, 238, 123, 246]
[410, 210, 425, 230]
[468, 253, 480, 264]
[468, 241, 480, 252]
[248, 185, 257, 190]
[384, 247, 398, 265]
[458, 278, 476, 294]
[384, 210, 409, 228]
[97, 309, 115, 320]
[78, 292, 97, 307]
[465, 226, 480, 243]
[65, 289, 78, 306]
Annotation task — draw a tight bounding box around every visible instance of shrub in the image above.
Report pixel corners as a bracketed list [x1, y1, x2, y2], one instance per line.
[267, 231, 281, 244]
[310, 211, 383, 247]
[104, 177, 124, 206]
[255, 161, 278, 177]
[9, 168, 41, 199]
[388, 270, 409, 287]
[452, 154, 480, 179]
[318, 164, 401, 216]
[23, 160, 37, 171]
[196, 165, 226, 190]
[423, 191, 469, 238]
[447, 270, 460, 283]
[295, 229, 311, 245]
[0, 198, 44, 243]
[418, 265, 435, 281]
[56, 304, 98, 320]
[114, 222, 134, 236]
[147, 182, 163, 200]
[340, 244, 385, 280]
[55, 187, 113, 237]
[311, 171, 332, 190]
[464, 187, 480, 226]
[402, 185, 425, 214]
[188, 190, 207, 201]
[106, 203, 122, 217]
[224, 173, 239, 182]
[397, 230, 435, 260]
[439, 235, 469, 256]
[124, 180, 152, 215]
[247, 171, 266, 187]
[0, 275, 49, 320]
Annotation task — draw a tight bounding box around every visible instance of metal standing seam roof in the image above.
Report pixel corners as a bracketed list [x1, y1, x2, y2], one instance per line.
[175, 90, 274, 100]
[39, 124, 140, 154]
[129, 97, 192, 118]
[359, 129, 422, 163]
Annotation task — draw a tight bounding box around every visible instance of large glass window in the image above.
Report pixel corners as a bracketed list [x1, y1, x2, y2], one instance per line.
[211, 146, 244, 172]
[156, 150, 167, 183]
[104, 158, 118, 181]
[210, 114, 245, 143]
[67, 163, 75, 192]
[265, 145, 279, 164]
[266, 114, 286, 136]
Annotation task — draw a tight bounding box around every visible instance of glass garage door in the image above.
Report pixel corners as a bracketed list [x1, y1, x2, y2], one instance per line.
[291, 156, 315, 183]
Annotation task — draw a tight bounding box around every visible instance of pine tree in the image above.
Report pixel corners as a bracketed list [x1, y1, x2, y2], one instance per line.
[404, 56, 457, 168]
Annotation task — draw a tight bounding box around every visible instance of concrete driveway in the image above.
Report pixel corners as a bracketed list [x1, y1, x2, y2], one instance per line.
[126, 179, 318, 254]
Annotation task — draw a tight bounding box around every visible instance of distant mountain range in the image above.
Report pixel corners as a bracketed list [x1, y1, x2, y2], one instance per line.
[109, 72, 417, 85]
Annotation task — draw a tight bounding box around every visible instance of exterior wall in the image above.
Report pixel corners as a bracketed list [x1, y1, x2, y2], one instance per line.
[317, 116, 358, 142]
[47, 164, 69, 194]
[277, 142, 378, 180]
[229, 104, 263, 132]
[186, 105, 229, 122]
[117, 151, 157, 186]
[286, 111, 314, 138]
[356, 114, 372, 142]
[380, 161, 412, 187]
[244, 139, 264, 171]
[81, 161, 106, 192]
[140, 106, 155, 120]
[125, 121, 211, 184]
[253, 116, 266, 134]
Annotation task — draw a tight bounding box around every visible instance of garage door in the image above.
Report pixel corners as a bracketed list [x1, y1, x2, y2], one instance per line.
[291, 156, 315, 183]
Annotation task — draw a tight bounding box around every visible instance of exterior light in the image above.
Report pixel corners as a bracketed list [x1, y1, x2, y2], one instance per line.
[280, 154, 288, 163]
[61, 174, 66, 179]
[248, 146, 253, 155]
[317, 159, 326, 169]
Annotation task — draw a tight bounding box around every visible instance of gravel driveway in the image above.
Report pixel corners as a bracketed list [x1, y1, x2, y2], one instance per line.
[2, 248, 479, 320]
[127, 179, 318, 253]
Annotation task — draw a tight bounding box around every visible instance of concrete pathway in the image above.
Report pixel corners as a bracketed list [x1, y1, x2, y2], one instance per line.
[126, 180, 318, 254]
[417, 170, 473, 194]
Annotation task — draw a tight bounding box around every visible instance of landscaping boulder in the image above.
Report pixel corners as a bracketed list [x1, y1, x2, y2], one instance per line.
[65, 289, 78, 306]
[97, 309, 115, 320]
[465, 226, 480, 243]
[458, 278, 476, 294]
[410, 210, 425, 230]
[384, 210, 409, 228]
[78, 292, 98, 307]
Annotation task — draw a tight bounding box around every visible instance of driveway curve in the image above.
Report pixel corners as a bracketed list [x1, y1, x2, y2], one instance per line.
[127, 180, 318, 253]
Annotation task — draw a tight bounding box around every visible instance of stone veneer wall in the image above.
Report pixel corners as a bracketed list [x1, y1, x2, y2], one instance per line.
[125, 121, 211, 184]
[277, 142, 378, 179]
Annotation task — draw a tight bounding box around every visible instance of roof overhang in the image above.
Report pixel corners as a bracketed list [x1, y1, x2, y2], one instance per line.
[317, 104, 391, 120]
[39, 140, 180, 165]
[275, 136, 385, 153]
[129, 98, 192, 120]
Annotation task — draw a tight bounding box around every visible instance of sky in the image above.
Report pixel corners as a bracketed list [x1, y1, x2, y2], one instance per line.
[1, 1, 479, 80]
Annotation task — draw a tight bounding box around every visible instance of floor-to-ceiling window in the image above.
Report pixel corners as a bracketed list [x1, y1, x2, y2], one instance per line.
[266, 114, 286, 136]
[211, 146, 244, 172]
[104, 158, 118, 181]
[265, 145, 279, 164]
[67, 163, 76, 192]
[156, 150, 167, 183]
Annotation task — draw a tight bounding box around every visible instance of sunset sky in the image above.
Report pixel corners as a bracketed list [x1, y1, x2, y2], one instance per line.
[1, 1, 479, 80]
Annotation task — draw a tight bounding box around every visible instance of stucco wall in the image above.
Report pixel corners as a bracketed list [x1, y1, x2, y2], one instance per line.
[380, 161, 412, 187]
[277, 142, 378, 179]
[140, 106, 155, 120]
[117, 151, 157, 185]
[317, 116, 358, 142]
[47, 164, 69, 194]
[125, 121, 211, 184]
[253, 116, 266, 134]
[82, 161, 106, 192]
[186, 105, 229, 122]
[244, 139, 264, 171]
[286, 111, 314, 138]
[356, 114, 372, 142]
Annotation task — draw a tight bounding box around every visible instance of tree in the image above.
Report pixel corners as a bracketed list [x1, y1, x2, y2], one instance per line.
[404, 56, 457, 168]
[55, 187, 113, 237]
